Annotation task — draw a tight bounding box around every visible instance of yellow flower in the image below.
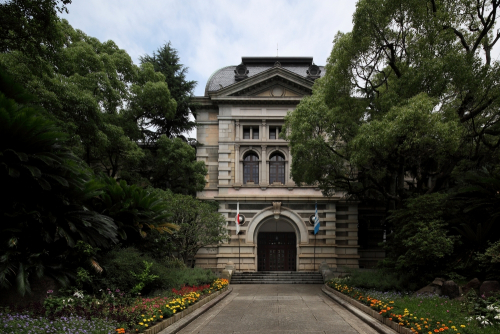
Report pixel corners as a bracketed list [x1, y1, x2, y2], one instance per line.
[139, 323, 143, 326]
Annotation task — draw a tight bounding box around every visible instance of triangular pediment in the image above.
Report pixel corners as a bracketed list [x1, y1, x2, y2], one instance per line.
[209, 66, 314, 99]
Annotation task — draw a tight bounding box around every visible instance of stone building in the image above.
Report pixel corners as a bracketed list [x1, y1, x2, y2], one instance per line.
[193, 57, 362, 272]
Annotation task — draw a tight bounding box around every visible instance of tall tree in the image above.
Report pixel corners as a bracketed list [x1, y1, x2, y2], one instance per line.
[140, 42, 197, 141]
[284, 0, 500, 211]
[151, 136, 207, 195]
[0, 0, 71, 56]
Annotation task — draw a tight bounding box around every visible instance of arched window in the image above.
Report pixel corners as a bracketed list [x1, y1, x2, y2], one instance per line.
[243, 152, 259, 184]
[269, 152, 285, 184]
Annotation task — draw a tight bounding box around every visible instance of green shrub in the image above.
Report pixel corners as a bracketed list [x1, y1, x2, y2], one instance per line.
[342, 268, 410, 292]
[100, 247, 171, 294]
[162, 267, 217, 290]
[99, 247, 217, 295]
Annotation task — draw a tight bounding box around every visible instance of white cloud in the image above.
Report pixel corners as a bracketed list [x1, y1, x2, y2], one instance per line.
[61, 0, 356, 96]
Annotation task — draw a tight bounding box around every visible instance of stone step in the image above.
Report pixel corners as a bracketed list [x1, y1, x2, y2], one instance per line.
[231, 277, 323, 281]
[230, 271, 324, 284]
[230, 280, 323, 284]
[231, 275, 322, 279]
[233, 271, 319, 274]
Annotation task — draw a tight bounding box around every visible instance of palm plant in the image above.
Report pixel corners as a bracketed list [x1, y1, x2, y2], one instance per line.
[0, 68, 118, 296]
[96, 176, 179, 245]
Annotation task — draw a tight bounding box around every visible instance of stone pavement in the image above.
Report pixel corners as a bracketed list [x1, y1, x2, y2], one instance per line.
[177, 284, 379, 334]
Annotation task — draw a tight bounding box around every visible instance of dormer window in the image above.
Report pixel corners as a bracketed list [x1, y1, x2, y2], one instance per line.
[307, 64, 321, 80]
[234, 63, 249, 81]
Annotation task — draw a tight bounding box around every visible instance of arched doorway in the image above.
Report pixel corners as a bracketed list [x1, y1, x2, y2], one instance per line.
[257, 220, 296, 271]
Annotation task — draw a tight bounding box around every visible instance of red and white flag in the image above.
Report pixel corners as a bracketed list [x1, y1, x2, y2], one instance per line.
[236, 201, 240, 235]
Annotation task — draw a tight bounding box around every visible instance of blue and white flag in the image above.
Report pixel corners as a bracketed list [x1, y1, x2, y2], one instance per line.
[314, 202, 320, 235]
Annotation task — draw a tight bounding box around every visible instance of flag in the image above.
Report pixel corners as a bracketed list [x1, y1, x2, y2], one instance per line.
[314, 202, 320, 235]
[236, 201, 240, 235]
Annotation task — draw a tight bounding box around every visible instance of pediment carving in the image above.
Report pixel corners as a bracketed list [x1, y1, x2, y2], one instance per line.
[210, 67, 314, 98]
[230, 80, 309, 97]
[254, 85, 302, 97]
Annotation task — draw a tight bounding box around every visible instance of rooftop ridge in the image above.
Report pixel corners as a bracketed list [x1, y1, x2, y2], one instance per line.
[242, 56, 313, 65]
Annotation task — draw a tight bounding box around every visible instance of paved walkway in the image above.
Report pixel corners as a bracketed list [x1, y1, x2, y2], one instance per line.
[177, 284, 378, 334]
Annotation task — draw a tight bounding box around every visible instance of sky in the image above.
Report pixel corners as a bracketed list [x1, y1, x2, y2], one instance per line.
[60, 0, 357, 97]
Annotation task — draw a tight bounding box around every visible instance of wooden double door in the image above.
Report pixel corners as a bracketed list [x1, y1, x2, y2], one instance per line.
[257, 232, 296, 271]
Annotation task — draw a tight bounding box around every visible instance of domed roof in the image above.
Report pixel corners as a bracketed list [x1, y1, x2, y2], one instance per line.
[204, 57, 325, 96]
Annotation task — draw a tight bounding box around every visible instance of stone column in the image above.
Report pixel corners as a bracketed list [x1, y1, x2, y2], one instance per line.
[234, 144, 240, 185]
[235, 120, 240, 141]
[261, 145, 268, 185]
[261, 120, 267, 141]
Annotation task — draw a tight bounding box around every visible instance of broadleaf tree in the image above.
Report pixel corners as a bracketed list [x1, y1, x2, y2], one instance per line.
[149, 189, 228, 266]
[284, 0, 500, 211]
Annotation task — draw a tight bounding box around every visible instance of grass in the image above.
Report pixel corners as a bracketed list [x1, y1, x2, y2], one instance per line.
[327, 279, 500, 334]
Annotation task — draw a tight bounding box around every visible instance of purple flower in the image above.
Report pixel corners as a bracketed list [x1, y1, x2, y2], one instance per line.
[47, 290, 53, 294]
[115, 289, 120, 292]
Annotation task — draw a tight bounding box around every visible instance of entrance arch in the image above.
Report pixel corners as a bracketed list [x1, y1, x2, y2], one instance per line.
[256, 219, 296, 271]
[245, 206, 310, 244]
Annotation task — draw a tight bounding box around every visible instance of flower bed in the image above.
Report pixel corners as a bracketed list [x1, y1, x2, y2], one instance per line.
[0, 279, 229, 334]
[0, 313, 119, 334]
[326, 279, 499, 334]
[123, 278, 228, 333]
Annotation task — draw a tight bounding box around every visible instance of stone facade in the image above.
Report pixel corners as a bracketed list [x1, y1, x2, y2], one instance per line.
[194, 57, 360, 272]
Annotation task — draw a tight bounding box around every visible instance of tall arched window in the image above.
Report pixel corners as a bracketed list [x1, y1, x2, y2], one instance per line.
[243, 152, 259, 184]
[269, 152, 285, 184]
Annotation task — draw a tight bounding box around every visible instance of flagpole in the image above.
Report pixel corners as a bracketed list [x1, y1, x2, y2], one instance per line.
[314, 201, 319, 272]
[238, 232, 241, 272]
[314, 232, 316, 271]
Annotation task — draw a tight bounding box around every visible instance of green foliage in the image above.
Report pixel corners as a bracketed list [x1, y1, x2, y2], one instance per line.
[165, 267, 217, 290]
[284, 0, 500, 208]
[127, 63, 178, 144]
[0, 19, 138, 165]
[382, 193, 459, 282]
[99, 247, 166, 294]
[343, 268, 409, 292]
[452, 168, 500, 249]
[477, 241, 500, 280]
[129, 261, 159, 295]
[0, 0, 71, 56]
[461, 289, 500, 327]
[149, 189, 228, 265]
[283, 0, 500, 282]
[151, 136, 207, 194]
[99, 247, 216, 294]
[95, 176, 178, 245]
[0, 69, 118, 296]
[140, 42, 197, 140]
